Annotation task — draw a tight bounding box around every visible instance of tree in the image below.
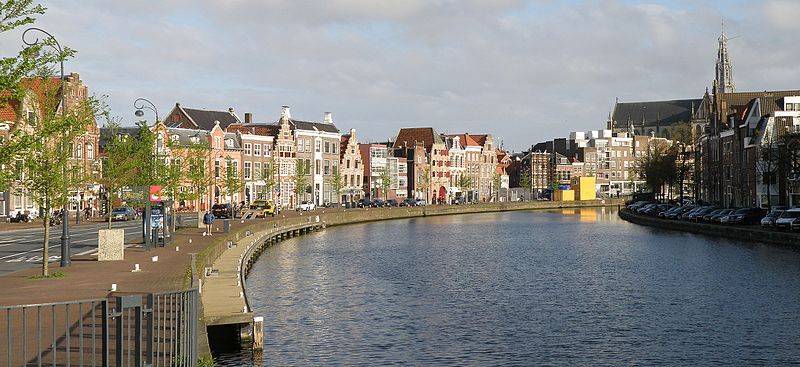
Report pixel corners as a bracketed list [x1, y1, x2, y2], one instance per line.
[222, 156, 243, 205]
[185, 140, 213, 209]
[417, 166, 431, 201]
[636, 139, 677, 200]
[491, 172, 501, 202]
[328, 164, 343, 204]
[293, 158, 308, 206]
[457, 174, 473, 201]
[377, 166, 394, 201]
[260, 155, 277, 201]
[100, 121, 154, 229]
[756, 128, 779, 210]
[519, 170, 532, 200]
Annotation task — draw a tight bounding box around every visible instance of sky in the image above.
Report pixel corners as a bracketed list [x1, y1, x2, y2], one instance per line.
[1, 0, 799, 151]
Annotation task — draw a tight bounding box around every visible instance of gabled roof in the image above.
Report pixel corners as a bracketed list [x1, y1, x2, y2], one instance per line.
[612, 98, 702, 127]
[0, 77, 63, 123]
[393, 127, 444, 152]
[446, 133, 480, 147]
[287, 119, 340, 134]
[721, 90, 800, 119]
[226, 123, 279, 137]
[164, 127, 211, 148]
[166, 104, 240, 130]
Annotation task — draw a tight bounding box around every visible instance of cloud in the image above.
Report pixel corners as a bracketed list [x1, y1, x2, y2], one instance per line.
[1, 0, 797, 150]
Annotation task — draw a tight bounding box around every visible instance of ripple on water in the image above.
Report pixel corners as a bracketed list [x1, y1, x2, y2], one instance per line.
[214, 208, 800, 366]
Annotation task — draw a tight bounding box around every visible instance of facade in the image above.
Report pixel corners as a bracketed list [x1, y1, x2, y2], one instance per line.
[225, 121, 277, 204]
[286, 109, 341, 206]
[360, 143, 389, 200]
[273, 108, 297, 209]
[394, 128, 448, 203]
[339, 128, 364, 204]
[0, 73, 100, 218]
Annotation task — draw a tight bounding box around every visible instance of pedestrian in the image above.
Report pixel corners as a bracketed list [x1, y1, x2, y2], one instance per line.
[203, 210, 215, 235]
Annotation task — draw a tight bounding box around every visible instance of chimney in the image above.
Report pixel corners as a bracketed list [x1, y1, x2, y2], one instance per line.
[281, 105, 291, 120]
[245, 112, 252, 124]
[323, 112, 333, 124]
[228, 107, 235, 114]
[350, 128, 356, 137]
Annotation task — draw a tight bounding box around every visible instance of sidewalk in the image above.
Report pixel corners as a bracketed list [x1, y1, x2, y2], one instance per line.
[0, 220, 226, 306]
[0, 208, 323, 306]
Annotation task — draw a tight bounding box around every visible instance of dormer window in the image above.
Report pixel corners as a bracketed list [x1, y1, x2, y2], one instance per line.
[26, 111, 36, 125]
[171, 134, 180, 143]
[190, 136, 199, 144]
[225, 139, 234, 148]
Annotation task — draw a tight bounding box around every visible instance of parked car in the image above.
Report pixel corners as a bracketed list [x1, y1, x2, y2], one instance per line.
[386, 199, 399, 207]
[658, 205, 682, 218]
[416, 199, 428, 206]
[702, 208, 731, 222]
[720, 208, 766, 225]
[372, 199, 385, 208]
[642, 203, 671, 216]
[298, 201, 316, 211]
[249, 200, 275, 218]
[400, 198, 418, 207]
[357, 199, 371, 208]
[212, 203, 233, 219]
[664, 206, 695, 220]
[775, 208, 800, 231]
[109, 207, 137, 221]
[761, 209, 785, 228]
[453, 196, 467, 205]
[710, 208, 737, 223]
[683, 206, 718, 222]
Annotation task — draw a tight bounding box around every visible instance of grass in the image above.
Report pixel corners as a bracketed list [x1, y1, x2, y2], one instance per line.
[28, 272, 65, 279]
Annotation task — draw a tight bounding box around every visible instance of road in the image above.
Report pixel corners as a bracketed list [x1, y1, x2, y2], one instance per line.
[0, 215, 197, 276]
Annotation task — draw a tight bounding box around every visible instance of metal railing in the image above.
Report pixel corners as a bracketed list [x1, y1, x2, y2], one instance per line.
[1, 288, 199, 366]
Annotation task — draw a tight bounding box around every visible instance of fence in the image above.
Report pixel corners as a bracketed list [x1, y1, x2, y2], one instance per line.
[1, 288, 199, 366]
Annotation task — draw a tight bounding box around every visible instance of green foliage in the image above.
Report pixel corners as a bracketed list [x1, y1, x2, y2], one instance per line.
[293, 159, 308, 202]
[222, 156, 243, 202]
[260, 155, 276, 200]
[0, 0, 45, 32]
[328, 164, 342, 203]
[519, 170, 531, 191]
[197, 354, 216, 367]
[636, 139, 678, 198]
[376, 165, 394, 201]
[492, 172, 501, 201]
[185, 140, 213, 206]
[28, 271, 64, 279]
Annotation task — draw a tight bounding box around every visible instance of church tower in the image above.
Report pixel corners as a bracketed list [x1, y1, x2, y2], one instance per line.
[714, 26, 735, 94]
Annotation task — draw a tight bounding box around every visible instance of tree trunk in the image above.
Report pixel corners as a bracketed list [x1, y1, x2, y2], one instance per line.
[42, 211, 50, 277]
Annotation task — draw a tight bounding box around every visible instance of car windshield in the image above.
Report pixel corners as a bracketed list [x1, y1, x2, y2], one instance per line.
[111, 208, 127, 214]
[781, 211, 800, 219]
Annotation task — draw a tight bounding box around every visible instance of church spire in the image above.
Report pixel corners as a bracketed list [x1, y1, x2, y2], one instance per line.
[715, 21, 735, 94]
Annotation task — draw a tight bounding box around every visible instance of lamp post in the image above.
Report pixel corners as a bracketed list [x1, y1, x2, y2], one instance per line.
[23, 27, 71, 267]
[134, 97, 159, 249]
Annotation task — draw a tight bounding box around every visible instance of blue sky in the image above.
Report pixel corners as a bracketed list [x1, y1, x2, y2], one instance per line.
[2, 0, 798, 151]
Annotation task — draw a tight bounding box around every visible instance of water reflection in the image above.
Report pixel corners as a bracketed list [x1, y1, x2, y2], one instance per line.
[216, 208, 800, 366]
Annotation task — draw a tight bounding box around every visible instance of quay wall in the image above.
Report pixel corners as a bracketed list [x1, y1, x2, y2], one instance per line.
[618, 208, 800, 246]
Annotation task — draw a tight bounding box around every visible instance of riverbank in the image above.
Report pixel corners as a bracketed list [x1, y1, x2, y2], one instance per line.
[618, 208, 800, 246]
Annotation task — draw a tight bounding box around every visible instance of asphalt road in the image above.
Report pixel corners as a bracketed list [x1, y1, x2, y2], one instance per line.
[0, 215, 198, 276]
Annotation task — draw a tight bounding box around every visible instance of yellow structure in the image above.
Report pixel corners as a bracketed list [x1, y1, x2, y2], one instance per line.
[554, 189, 574, 201]
[570, 176, 596, 200]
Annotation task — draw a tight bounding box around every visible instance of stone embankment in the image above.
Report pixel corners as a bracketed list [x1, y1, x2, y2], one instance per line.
[618, 208, 800, 245]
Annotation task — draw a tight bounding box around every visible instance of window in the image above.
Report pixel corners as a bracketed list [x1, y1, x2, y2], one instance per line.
[171, 134, 180, 143]
[254, 162, 261, 178]
[244, 162, 252, 179]
[214, 137, 221, 149]
[305, 159, 311, 175]
[244, 143, 252, 155]
[346, 160, 351, 169]
[315, 160, 321, 175]
[264, 144, 272, 156]
[315, 140, 321, 153]
[86, 143, 94, 160]
[215, 160, 220, 178]
[324, 141, 330, 154]
[26, 111, 36, 125]
[253, 144, 261, 156]
[332, 143, 338, 154]
[76, 143, 83, 159]
[324, 159, 330, 175]
[305, 139, 311, 152]
[297, 140, 304, 152]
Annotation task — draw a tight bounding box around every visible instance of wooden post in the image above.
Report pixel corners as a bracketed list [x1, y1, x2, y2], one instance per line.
[253, 316, 264, 354]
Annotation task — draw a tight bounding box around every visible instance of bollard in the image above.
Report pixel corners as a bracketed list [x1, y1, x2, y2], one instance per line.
[224, 219, 230, 233]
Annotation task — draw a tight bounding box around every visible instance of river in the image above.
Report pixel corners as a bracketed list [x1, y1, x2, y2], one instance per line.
[214, 207, 800, 365]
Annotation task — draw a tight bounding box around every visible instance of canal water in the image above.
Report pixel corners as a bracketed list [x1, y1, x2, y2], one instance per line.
[214, 207, 800, 365]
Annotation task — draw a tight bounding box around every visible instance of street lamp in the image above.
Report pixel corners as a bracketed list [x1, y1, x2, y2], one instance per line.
[23, 27, 71, 267]
[133, 97, 159, 249]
